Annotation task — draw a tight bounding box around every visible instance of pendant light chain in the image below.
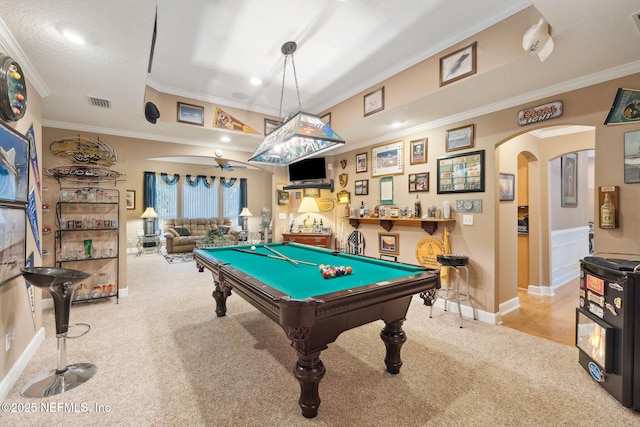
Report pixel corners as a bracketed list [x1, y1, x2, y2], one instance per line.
[277, 43, 303, 122]
[290, 52, 302, 113]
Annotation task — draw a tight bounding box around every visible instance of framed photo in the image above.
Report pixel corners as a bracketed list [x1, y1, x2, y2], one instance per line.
[499, 173, 515, 201]
[437, 150, 485, 194]
[372, 140, 404, 177]
[320, 112, 331, 127]
[408, 172, 429, 193]
[355, 179, 369, 196]
[561, 153, 578, 207]
[410, 138, 427, 164]
[277, 190, 289, 205]
[177, 102, 204, 126]
[0, 205, 26, 286]
[380, 176, 393, 205]
[356, 152, 368, 173]
[440, 42, 477, 86]
[378, 232, 399, 255]
[446, 124, 474, 152]
[126, 190, 136, 210]
[264, 118, 282, 136]
[303, 188, 320, 197]
[380, 254, 397, 262]
[624, 130, 640, 183]
[0, 122, 29, 204]
[364, 87, 384, 116]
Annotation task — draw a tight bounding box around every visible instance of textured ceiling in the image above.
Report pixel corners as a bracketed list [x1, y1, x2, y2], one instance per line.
[0, 0, 638, 161]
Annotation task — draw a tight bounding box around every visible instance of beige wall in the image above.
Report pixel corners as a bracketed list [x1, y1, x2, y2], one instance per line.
[326, 73, 640, 317]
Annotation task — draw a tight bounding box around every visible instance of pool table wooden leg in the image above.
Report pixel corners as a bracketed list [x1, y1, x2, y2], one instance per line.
[380, 319, 407, 374]
[211, 281, 231, 317]
[293, 350, 326, 418]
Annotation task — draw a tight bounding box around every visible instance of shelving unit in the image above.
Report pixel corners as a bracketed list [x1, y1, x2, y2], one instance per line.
[53, 187, 119, 303]
[347, 217, 454, 234]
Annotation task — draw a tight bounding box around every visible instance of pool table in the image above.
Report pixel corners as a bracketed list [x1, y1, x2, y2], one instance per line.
[194, 242, 439, 418]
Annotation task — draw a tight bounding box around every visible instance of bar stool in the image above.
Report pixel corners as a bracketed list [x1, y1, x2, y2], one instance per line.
[20, 267, 97, 397]
[430, 255, 476, 328]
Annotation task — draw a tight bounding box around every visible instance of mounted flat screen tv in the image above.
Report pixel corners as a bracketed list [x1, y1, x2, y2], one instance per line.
[288, 157, 326, 182]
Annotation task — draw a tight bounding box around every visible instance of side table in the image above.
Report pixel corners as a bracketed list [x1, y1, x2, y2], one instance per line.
[137, 235, 160, 256]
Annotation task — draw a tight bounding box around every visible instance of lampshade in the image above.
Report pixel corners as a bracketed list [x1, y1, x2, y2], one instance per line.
[140, 206, 159, 219]
[298, 196, 320, 213]
[239, 207, 253, 217]
[249, 112, 345, 165]
[248, 41, 345, 166]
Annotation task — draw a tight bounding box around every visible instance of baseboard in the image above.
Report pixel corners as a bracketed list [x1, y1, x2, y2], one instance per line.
[412, 295, 499, 325]
[528, 285, 555, 296]
[0, 327, 45, 401]
[499, 296, 521, 317]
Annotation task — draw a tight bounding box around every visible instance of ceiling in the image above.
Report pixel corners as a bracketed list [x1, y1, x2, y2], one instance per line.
[0, 0, 639, 162]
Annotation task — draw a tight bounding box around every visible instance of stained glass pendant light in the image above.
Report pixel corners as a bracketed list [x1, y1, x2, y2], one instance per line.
[249, 42, 345, 165]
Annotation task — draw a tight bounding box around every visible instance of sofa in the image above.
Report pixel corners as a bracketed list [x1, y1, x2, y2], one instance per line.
[163, 218, 238, 253]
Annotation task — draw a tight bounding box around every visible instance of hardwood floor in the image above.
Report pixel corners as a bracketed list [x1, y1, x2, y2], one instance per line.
[501, 279, 579, 347]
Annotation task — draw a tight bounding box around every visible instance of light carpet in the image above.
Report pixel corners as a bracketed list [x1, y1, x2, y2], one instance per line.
[3, 254, 639, 426]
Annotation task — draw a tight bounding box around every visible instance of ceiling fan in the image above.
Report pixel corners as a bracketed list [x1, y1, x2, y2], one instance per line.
[213, 158, 248, 171]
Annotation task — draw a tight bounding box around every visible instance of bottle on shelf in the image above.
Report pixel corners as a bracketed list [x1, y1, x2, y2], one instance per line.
[414, 198, 422, 218]
[600, 192, 615, 228]
[344, 204, 350, 218]
[359, 201, 365, 218]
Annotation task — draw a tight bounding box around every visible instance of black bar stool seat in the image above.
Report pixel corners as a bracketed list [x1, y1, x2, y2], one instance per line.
[20, 267, 97, 398]
[430, 255, 476, 328]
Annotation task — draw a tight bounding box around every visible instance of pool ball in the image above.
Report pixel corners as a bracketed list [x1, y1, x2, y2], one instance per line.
[346, 266, 353, 274]
[250, 246, 256, 250]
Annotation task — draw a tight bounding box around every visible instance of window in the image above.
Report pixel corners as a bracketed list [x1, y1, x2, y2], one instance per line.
[155, 175, 178, 234]
[183, 175, 218, 218]
[222, 178, 240, 227]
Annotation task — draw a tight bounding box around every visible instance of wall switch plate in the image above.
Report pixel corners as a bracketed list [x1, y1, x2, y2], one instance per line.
[463, 214, 474, 225]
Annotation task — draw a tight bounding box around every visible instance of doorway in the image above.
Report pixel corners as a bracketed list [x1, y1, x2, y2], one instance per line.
[498, 126, 595, 345]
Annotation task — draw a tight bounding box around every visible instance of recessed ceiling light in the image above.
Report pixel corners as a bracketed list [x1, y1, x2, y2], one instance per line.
[391, 121, 405, 128]
[250, 77, 262, 86]
[61, 29, 85, 45]
[221, 136, 231, 142]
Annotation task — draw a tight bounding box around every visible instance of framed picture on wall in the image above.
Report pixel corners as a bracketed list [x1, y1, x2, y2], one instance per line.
[624, 130, 640, 183]
[440, 42, 477, 86]
[356, 152, 368, 173]
[372, 140, 404, 176]
[378, 232, 399, 255]
[445, 124, 474, 152]
[410, 138, 427, 164]
[561, 153, 578, 207]
[177, 102, 204, 126]
[126, 190, 136, 209]
[0, 205, 26, 286]
[355, 179, 369, 195]
[408, 172, 429, 193]
[364, 87, 384, 116]
[0, 122, 29, 203]
[499, 173, 515, 201]
[437, 150, 485, 194]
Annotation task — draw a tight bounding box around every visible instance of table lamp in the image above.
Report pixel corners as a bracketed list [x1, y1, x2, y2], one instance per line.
[298, 196, 320, 229]
[239, 207, 253, 231]
[140, 206, 159, 236]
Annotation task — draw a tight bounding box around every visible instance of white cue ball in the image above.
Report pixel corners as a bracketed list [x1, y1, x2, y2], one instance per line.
[250, 246, 256, 250]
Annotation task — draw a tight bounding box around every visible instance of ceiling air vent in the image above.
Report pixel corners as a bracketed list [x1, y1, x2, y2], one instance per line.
[87, 96, 111, 109]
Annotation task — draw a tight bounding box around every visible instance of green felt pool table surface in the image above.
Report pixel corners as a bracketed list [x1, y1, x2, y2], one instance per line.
[196, 242, 426, 299]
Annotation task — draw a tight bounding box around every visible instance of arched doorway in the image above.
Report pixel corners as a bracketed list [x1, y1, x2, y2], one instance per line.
[497, 125, 595, 345]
